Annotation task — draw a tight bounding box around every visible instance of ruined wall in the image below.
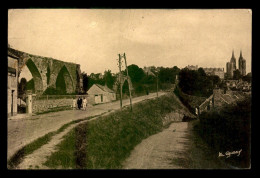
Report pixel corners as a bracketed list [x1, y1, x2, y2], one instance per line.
[8, 47, 81, 94]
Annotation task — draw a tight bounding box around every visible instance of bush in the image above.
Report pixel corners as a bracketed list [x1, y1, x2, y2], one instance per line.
[196, 96, 251, 168]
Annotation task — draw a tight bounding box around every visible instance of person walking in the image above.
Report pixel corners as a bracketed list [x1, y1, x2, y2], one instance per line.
[73, 97, 76, 110]
[82, 97, 87, 111]
[79, 97, 83, 110]
[77, 97, 82, 110]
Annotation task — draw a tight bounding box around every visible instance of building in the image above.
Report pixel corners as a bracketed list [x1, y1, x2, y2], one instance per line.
[185, 65, 198, 70]
[203, 67, 225, 79]
[226, 50, 246, 78]
[143, 66, 156, 76]
[226, 50, 237, 78]
[238, 50, 246, 76]
[8, 51, 19, 117]
[87, 84, 116, 104]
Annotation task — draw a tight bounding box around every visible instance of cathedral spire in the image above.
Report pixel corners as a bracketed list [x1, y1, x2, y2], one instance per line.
[240, 50, 243, 58]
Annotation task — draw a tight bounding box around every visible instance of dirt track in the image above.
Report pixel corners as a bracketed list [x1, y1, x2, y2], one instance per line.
[123, 122, 190, 169]
[122, 121, 228, 169]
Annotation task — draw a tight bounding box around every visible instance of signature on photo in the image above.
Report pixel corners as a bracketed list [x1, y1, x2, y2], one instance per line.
[218, 149, 242, 158]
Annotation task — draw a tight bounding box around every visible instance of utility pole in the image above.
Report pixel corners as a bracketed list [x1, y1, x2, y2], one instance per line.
[118, 54, 123, 109]
[123, 53, 133, 111]
[156, 73, 158, 97]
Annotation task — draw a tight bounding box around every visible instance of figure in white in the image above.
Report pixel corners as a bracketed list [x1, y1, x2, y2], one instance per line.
[195, 107, 198, 115]
[82, 97, 87, 111]
[72, 97, 76, 110]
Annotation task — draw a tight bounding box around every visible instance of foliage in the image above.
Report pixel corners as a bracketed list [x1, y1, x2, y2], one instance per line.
[158, 66, 180, 84]
[174, 86, 206, 114]
[85, 64, 180, 96]
[43, 87, 59, 95]
[242, 72, 252, 83]
[103, 70, 116, 89]
[124, 64, 145, 84]
[81, 72, 88, 93]
[233, 69, 242, 80]
[26, 78, 35, 93]
[178, 68, 218, 97]
[195, 96, 251, 168]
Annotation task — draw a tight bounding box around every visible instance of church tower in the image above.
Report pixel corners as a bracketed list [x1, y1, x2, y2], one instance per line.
[227, 50, 236, 78]
[230, 50, 236, 70]
[239, 50, 246, 76]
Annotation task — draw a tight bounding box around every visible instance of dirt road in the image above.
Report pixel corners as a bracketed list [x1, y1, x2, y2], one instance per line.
[123, 121, 228, 169]
[123, 122, 190, 169]
[8, 92, 165, 161]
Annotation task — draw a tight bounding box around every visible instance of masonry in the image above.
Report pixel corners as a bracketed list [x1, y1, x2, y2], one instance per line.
[8, 47, 82, 95]
[31, 95, 89, 114]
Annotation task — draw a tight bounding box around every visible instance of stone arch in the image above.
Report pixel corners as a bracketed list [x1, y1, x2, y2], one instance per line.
[56, 65, 74, 94]
[25, 59, 43, 94]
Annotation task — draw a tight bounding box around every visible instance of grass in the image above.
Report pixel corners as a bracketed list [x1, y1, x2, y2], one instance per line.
[174, 86, 206, 114]
[43, 93, 182, 169]
[170, 120, 230, 169]
[7, 113, 106, 169]
[195, 96, 251, 168]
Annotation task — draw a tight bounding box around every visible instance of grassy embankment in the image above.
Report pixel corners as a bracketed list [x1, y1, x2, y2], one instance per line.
[193, 96, 251, 168]
[174, 86, 206, 114]
[43, 93, 182, 169]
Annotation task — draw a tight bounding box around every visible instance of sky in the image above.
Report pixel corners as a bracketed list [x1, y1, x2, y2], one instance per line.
[8, 9, 252, 81]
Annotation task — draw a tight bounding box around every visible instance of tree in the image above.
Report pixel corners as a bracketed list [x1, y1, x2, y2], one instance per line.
[242, 72, 252, 83]
[233, 69, 242, 80]
[81, 72, 88, 93]
[125, 64, 145, 84]
[178, 68, 214, 97]
[158, 66, 180, 84]
[198, 67, 206, 77]
[104, 70, 115, 89]
[208, 75, 221, 87]
[26, 79, 34, 92]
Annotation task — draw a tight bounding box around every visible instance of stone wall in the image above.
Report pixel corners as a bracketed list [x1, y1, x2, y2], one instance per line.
[32, 98, 74, 114]
[31, 95, 91, 114]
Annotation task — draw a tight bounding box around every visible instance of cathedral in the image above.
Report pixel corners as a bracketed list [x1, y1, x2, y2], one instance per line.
[226, 50, 246, 78]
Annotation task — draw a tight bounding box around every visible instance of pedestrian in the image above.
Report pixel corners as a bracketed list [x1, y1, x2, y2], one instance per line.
[79, 97, 83, 110]
[77, 97, 81, 110]
[82, 97, 87, 111]
[72, 97, 76, 110]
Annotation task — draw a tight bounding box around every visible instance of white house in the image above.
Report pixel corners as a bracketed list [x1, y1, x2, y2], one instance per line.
[87, 84, 116, 104]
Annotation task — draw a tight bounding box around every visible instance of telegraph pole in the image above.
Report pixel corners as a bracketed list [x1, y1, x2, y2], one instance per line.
[156, 73, 158, 97]
[118, 54, 123, 109]
[123, 53, 133, 111]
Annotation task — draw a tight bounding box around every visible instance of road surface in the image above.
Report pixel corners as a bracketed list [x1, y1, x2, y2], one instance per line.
[8, 92, 165, 160]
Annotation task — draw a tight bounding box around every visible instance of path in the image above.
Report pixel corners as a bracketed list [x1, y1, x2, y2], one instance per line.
[123, 122, 190, 169]
[123, 121, 228, 169]
[8, 92, 165, 161]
